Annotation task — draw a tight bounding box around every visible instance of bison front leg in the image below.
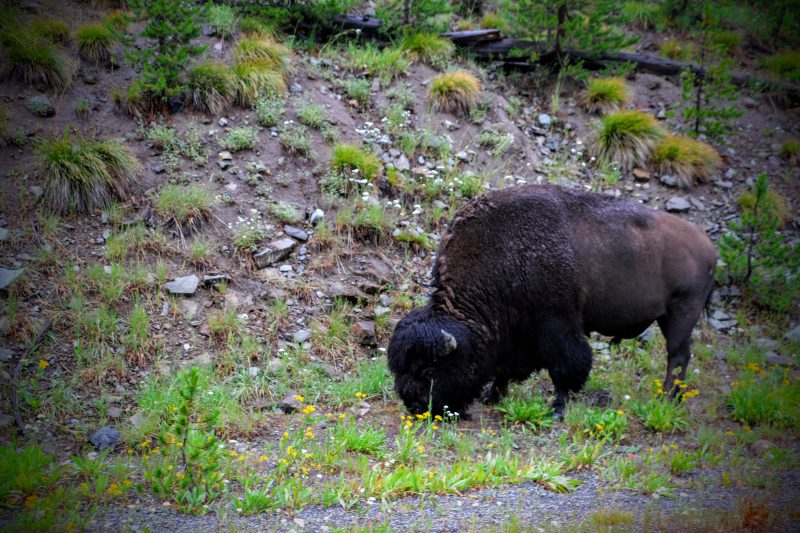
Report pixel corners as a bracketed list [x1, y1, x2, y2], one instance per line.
[481, 377, 509, 405]
[540, 324, 593, 420]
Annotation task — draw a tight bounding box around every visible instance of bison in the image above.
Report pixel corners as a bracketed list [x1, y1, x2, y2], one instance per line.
[388, 184, 716, 419]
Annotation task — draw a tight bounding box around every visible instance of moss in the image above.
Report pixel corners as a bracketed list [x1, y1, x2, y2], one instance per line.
[429, 71, 481, 115]
[651, 135, 721, 188]
[589, 110, 665, 170]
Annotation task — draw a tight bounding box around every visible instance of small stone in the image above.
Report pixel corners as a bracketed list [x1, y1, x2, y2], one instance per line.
[181, 299, 200, 320]
[108, 406, 122, 418]
[165, 274, 200, 295]
[279, 264, 293, 273]
[785, 325, 800, 343]
[656, 109, 667, 119]
[218, 150, 233, 161]
[666, 196, 691, 213]
[254, 238, 296, 269]
[765, 351, 793, 366]
[289, 82, 303, 93]
[374, 305, 391, 317]
[129, 411, 148, 429]
[379, 294, 394, 307]
[689, 197, 705, 210]
[248, 367, 260, 377]
[0, 268, 25, 290]
[152, 164, 165, 174]
[395, 154, 410, 171]
[0, 347, 13, 362]
[90, 427, 121, 450]
[202, 274, 232, 287]
[218, 117, 229, 127]
[755, 337, 778, 351]
[660, 175, 678, 187]
[26, 94, 55, 117]
[279, 390, 304, 413]
[742, 96, 759, 109]
[351, 320, 377, 346]
[294, 329, 312, 343]
[283, 225, 309, 242]
[724, 168, 736, 179]
[538, 113, 552, 127]
[310, 208, 325, 226]
[715, 180, 733, 190]
[29, 186, 44, 199]
[632, 168, 650, 181]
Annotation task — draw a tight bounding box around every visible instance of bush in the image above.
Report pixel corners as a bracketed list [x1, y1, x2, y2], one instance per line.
[763, 51, 800, 81]
[711, 30, 742, 53]
[580, 77, 632, 114]
[31, 18, 70, 44]
[205, 2, 236, 39]
[399, 31, 454, 69]
[220, 127, 258, 152]
[278, 123, 311, 156]
[254, 96, 284, 127]
[659, 39, 697, 62]
[780, 138, 800, 166]
[155, 184, 214, 231]
[37, 133, 140, 213]
[589, 110, 665, 170]
[429, 71, 481, 115]
[187, 61, 235, 115]
[76, 23, 115, 63]
[0, 30, 76, 92]
[332, 144, 381, 181]
[651, 135, 721, 188]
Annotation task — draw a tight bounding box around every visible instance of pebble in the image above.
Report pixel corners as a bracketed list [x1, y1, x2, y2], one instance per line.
[666, 196, 691, 212]
[659, 175, 678, 187]
[218, 117, 229, 127]
[0, 268, 25, 289]
[538, 113, 552, 127]
[785, 325, 800, 343]
[90, 427, 121, 450]
[284, 225, 309, 242]
[165, 274, 200, 295]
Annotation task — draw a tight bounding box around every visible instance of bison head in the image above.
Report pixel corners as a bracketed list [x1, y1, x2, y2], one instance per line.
[387, 307, 484, 418]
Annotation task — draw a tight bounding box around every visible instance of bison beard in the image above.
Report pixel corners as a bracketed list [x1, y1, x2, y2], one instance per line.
[387, 184, 717, 420]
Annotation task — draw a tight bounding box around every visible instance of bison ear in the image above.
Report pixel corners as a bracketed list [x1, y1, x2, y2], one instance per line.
[440, 329, 457, 356]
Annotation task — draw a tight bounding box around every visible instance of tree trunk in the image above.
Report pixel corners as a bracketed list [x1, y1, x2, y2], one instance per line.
[555, 2, 567, 67]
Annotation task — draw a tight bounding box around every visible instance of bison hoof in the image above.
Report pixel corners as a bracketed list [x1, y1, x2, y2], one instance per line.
[552, 408, 565, 422]
[481, 389, 502, 405]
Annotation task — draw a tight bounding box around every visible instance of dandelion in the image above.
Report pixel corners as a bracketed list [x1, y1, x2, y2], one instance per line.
[417, 445, 425, 453]
[38, 359, 49, 370]
[432, 424, 439, 431]
[259, 455, 269, 463]
[355, 392, 367, 399]
[302, 404, 316, 415]
[237, 454, 246, 461]
[434, 415, 443, 422]
[293, 394, 305, 402]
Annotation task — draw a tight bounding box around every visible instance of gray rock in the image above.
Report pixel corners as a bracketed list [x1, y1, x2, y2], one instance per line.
[765, 351, 793, 366]
[152, 164, 165, 174]
[351, 320, 377, 346]
[660, 175, 678, 187]
[218, 150, 233, 161]
[90, 427, 121, 450]
[254, 238, 296, 269]
[715, 180, 733, 190]
[218, 117, 229, 127]
[379, 294, 394, 307]
[289, 82, 303, 93]
[689, 197, 705, 210]
[278, 390, 305, 413]
[0, 268, 25, 289]
[656, 109, 667, 119]
[786, 325, 800, 343]
[708, 318, 731, 331]
[107, 406, 122, 418]
[666, 196, 691, 213]
[0, 228, 8, 242]
[26, 95, 55, 117]
[0, 347, 13, 362]
[537, 113, 552, 127]
[754, 337, 778, 351]
[310, 208, 325, 226]
[165, 274, 200, 295]
[374, 305, 391, 317]
[279, 264, 293, 273]
[395, 154, 410, 171]
[202, 274, 231, 287]
[181, 299, 200, 320]
[284, 225, 309, 242]
[293, 329, 312, 343]
[712, 309, 731, 321]
[29, 186, 44, 199]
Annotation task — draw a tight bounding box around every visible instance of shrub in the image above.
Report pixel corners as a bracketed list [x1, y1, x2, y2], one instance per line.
[205, 2, 236, 39]
[429, 71, 481, 115]
[0, 30, 76, 92]
[399, 31, 454, 69]
[76, 23, 115, 63]
[651, 135, 721, 188]
[589, 110, 664, 170]
[37, 133, 140, 213]
[278, 123, 311, 156]
[254, 96, 284, 127]
[659, 39, 697, 62]
[155, 184, 214, 232]
[332, 144, 381, 181]
[763, 51, 800, 81]
[187, 61, 235, 114]
[232, 61, 287, 106]
[780, 138, 800, 166]
[31, 18, 70, 44]
[738, 183, 791, 228]
[220, 127, 257, 152]
[580, 77, 632, 114]
[620, 1, 663, 30]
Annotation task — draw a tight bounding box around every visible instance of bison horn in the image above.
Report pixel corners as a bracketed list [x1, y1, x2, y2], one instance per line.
[440, 329, 457, 355]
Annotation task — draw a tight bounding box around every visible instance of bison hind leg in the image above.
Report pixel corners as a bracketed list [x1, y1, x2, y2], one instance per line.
[657, 293, 710, 399]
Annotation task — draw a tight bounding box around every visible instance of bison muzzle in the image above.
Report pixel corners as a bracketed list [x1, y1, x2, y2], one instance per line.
[387, 184, 716, 419]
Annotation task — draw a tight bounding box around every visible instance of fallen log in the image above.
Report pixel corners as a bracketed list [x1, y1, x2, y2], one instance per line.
[440, 29, 503, 45]
[331, 14, 383, 34]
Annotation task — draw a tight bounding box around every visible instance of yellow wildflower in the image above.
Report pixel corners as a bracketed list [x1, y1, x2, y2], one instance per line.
[355, 392, 367, 399]
[293, 394, 305, 403]
[434, 415, 443, 422]
[237, 454, 246, 461]
[229, 450, 238, 457]
[259, 455, 269, 463]
[432, 424, 439, 431]
[417, 445, 424, 453]
[302, 404, 316, 415]
[38, 359, 49, 370]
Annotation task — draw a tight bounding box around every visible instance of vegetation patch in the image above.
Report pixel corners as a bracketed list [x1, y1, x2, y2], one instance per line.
[331, 144, 381, 182]
[651, 134, 722, 188]
[37, 133, 140, 213]
[580, 77, 632, 114]
[187, 61, 235, 115]
[76, 23, 115, 64]
[205, 2, 236, 39]
[154, 183, 214, 234]
[399, 31, 454, 69]
[780, 138, 800, 166]
[0, 30, 76, 92]
[254, 95, 285, 127]
[763, 51, 800, 81]
[220, 126, 258, 152]
[589, 110, 665, 170]
[429, 71, 481, 115]
[31, 18, 70, 44]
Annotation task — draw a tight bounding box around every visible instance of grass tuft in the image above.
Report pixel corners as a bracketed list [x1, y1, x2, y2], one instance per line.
[238, 16, 275, 38]
[580, 77, 632, 114]
[31, 18, 70, 44]
[205, 3, 236, 39]
[187, 61, 235, 115]
[763, 51, 800, 81]
[780, 138, 800, 166]
[496, 395, 554, 431]
[254, 95, 284, 127]
[76, 23, 115, 64]
[220, 126, 257, 152]
[620, 1, 663, 30]
[154, 184, 214, 233]
[429, 71, 481, 115]
[399, 32, 454, 69]
[659, 39, 697, 62]
[233, 36, 291, 76]
[480, 12, 507, 30]
[0, 30, 76, 93]
[37, 133, 140, 213]
[232, 61, 287, 106]
[651, 135, 721, 188]
[332, 144, 381, 181]
[589, 110, 665, 170]
[344, 42, 410, 85]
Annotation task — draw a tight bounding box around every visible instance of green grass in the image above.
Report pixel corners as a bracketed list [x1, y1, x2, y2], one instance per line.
[399, 31, 454, 69]
[0, 444, 56, 504]
[220, 126, 258, 152]
[589, 110, 665, 170]
[480, 12, 507, 30]
[232, 60, 287, 106]
[478, 130, 515, 157]
[728, 366, 800, 429]
[332, 144, 381, 181]
[295, 99, 328, 129]
[429, 71, 481, 115]
[76, 23, 115, 63]
[580, 77, 632, 114]
[268, 200, 302, 224]
[205, 2, 236, 39]
[495, 394, 554, 431]
[154, 184, 214, 232]
[187, 61, 235, 115]
[344, 42, 411, 84]
[712, 30, 743, 53]
[238, 16, 275, 38]
[565, 404, 628, 442]
[336, 201, 394, 243]
[31, 18, 70, 44]
[234, 36, 291, 77]
[620, 1, 664, 30]
[651, 134, 722, 188]
[37, 133, 140, 214]
[632, 397, 690, 433]
[254, 95, 285, 127]
[659, 39, 697, 62]
[341, 78, 371, 107]
[780, 138, 800, 166]
[332, 421, 387, 455]
[279, 123, 312, 156]
[763, 51, 800, 81]
[0, 29, 76, 92]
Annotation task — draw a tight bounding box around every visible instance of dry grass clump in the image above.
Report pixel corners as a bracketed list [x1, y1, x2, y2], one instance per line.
[589, 110, 665, 170]
[187, 61, 235, 115]
[155, 184, 214, 235]
[580, 77, 632, 114]
[399, 32, 454, 69]
[37, 133, 140, 213]
[0, 30, 76, 93]
[76, 23, 116, 63]
[651, 135, 721, 188]
[480, 12, 506, 30]
[429, 71, 481, 115]
[232, 36, 290, 106]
